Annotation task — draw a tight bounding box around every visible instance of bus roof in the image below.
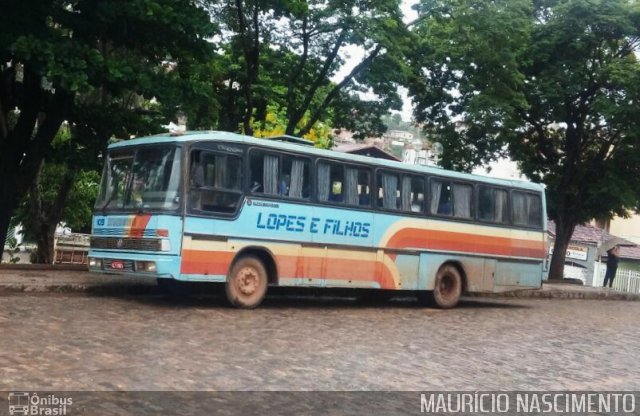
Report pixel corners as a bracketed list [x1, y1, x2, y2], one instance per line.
[108, 131, 544, 192]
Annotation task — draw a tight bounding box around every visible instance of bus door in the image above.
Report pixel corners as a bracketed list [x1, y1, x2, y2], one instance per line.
[182, 143, 245, 277]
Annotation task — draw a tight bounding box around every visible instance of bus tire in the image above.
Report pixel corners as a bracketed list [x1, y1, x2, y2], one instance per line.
[226, 256, 268, 309]
[430, 264, 463, 309]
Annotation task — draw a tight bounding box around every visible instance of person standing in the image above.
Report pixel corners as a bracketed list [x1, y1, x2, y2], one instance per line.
[603, 246, 620, 288]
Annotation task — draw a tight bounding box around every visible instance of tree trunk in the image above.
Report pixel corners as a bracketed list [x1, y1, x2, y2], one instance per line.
[33, 224, 56, 264]
[548, 217, 577, 281]
[30, 163, 77, 264]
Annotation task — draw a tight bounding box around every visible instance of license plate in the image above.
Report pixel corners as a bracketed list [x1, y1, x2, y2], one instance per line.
[111, 260, 124, 270]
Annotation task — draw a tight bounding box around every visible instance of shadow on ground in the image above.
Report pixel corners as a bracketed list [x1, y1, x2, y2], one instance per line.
[56, 281, 531, 310]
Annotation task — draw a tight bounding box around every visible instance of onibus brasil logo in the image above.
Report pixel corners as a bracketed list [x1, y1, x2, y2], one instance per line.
[8, 392, 72, 415]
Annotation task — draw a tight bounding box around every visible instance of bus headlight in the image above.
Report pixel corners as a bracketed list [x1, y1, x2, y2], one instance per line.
[89, 258, 102, 268]
[135, 261, 157, 273]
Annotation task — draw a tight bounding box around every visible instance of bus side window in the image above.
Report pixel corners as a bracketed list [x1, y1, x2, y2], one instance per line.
[249, 152, 268, 194]
[430, 179, 452, 215]
[281, 155, 310, 199]
[190, 151, 243, 213]
[452, 183, 473, 219]
[377, 171, 400, 210]
[318, 161, 344, 203]
[512, 191, 542, 228]
[528, 194, 542, 227]
[479, 186, 508, 223]
[344, 166, 370, 207]
[401, 175, 425, 213]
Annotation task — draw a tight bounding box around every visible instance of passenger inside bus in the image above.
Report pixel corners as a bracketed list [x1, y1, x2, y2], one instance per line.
[329, 181, 344, 202]
[411, 193, 424, 212]
[359, 185, 371, 206]
[437, 201, 452, 215]
[278, 174, 290, 196]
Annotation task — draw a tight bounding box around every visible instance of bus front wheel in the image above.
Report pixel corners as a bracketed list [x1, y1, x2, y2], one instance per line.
[226, 256, 268, 309]
[428, 264, 463, 309]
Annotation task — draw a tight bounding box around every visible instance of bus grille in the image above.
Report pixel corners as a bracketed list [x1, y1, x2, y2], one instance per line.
[90, 237, 160, 252]
[93, 228, 157, 237]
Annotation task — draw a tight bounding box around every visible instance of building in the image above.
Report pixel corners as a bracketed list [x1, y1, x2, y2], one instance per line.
[333, 143, 401, 161]
[547, 221, 640, 285]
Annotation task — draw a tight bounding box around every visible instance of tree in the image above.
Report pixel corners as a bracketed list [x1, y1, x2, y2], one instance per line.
[409, 0, 640, 279]
[0, 0, 217, 250]
[210, 0, 409, 138]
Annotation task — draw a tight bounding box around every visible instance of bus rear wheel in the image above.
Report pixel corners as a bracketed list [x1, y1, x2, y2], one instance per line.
[226, 256, 268, 309]
[429, 264, 463, 309]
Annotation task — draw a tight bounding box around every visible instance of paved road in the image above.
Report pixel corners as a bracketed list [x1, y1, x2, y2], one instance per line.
[1, 291, 639, 391]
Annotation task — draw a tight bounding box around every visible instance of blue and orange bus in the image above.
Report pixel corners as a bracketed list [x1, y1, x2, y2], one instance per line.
[89, 131, 547, 308]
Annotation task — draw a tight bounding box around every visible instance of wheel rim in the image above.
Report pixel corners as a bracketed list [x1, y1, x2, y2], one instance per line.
[235, 266, 259, 296]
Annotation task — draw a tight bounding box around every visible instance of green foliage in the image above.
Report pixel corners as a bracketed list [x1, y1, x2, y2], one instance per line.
[62, 170, 101, 233]
[411, 0, 640, 220]
[0, 0, 219, 250]
[249, 104, 333, 148]
[210, 0, 410, 138]
[410, 0, 640, 277]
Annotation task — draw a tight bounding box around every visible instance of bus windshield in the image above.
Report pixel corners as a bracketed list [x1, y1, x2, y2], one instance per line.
[95, 146, 182, 211]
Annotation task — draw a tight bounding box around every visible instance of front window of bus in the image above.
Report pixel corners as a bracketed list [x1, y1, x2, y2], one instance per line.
[95, 146, 182, 211]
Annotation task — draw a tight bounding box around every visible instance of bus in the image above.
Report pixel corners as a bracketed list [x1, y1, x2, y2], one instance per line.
[88, 131, 547, 308]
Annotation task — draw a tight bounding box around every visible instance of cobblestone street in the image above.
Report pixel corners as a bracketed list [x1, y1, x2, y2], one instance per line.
[1, 290, 639, 391]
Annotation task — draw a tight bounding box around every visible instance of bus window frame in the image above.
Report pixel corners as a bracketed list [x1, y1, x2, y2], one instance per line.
[475, 183, 511, 227]
[181, 139, 545, 230]
[186, 141, 246, 218]
[94, 142, 185, 216]
[427, 176, 476, 221]
[315, 158, 373, 210]
[374, 168, 427, 215]
[509, 189, 544, 230]
[246, 147, 314, 202]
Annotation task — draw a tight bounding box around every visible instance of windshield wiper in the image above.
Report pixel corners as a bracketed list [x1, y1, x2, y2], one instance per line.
[101, 190, 117, 214]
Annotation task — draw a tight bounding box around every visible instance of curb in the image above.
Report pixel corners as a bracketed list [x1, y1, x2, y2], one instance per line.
[467, 289, 640, 301]
[0, 283, 160, 296]
[0, 264, 88, 271]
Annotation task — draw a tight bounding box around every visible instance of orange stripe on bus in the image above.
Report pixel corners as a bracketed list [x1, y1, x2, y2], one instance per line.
[386, 228, 546, 258]
[180, 250, 399, 289]
[180, 250, 234, 275]
[275, 255, 397, 289]
[128, 214, 152, 238]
